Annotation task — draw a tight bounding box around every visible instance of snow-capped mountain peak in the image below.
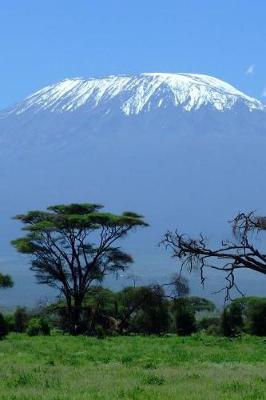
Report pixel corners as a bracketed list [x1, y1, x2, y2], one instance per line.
[4, 73, 264, 117]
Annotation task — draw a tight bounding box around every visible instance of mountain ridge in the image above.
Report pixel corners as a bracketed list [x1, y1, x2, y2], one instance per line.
[1, 73, 264, 118]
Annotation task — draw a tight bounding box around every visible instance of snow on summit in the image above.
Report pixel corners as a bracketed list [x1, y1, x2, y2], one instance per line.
[7, 73, 264, 116]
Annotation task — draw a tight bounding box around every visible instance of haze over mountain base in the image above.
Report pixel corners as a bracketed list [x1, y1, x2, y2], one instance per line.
[0, 73, 266, 306]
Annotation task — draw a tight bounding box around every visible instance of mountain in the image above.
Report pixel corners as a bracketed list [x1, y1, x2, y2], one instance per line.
[0, 72, 266, 305]
[2, 73, 263, 115]
[1, 73, 265, 150]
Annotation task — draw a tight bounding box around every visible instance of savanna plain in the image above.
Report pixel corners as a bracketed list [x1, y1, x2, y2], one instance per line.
[0, 333, 265, 400]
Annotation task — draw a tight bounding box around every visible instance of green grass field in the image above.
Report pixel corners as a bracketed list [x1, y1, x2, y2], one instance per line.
[0, 334, 265, 400]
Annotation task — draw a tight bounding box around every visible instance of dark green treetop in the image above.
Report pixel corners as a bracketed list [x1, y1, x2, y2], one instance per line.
[0, 273, 13, 289]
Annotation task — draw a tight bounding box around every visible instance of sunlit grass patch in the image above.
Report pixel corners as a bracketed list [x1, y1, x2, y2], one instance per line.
[0, 334, 265, 399]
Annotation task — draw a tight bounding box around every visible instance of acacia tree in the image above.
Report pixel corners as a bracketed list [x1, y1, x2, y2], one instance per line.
[12, 203, 148, 333]
[162, 211, 266, 299]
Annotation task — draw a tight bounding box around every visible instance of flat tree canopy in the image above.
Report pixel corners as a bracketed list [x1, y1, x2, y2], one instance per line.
[12, 203, 148, 333]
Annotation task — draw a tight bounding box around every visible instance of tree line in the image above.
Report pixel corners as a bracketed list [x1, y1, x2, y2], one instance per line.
[0, 203, 265, 337]
[0, 287, 265, 339]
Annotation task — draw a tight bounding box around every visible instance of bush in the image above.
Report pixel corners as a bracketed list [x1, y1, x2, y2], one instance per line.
[174, 298, 196, 336]
[14, 307, 29, 333]
[197, 317, 220, 332]
[0, 312, 8, 339]
[50, 287, 119, 335]
[248, 302, 266, 336]
[26, 317, 50, 336]
[206, 324, 221, 336]
[220, 302, 243, 337]
[0, 273, 13, 288]
[95, 324, 106, 339]
[225, 297, 266, 336]
[119, 286, 169, 335]
[4, 314, 15, 332]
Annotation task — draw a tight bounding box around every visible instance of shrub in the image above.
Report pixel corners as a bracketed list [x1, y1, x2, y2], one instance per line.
[50, 287, 119, 335]
[14, 307, 29, 333]
[226, 297, 266, 335]
[220, 302, 243, 337]
[95, 324, 106, 339]
[119, 286, 169, 335]
[197, 317, 220, 332]
[0, 274, 13, 288]
[248, 302, 266, 336]
[143, 374, 165, 385]
[26, 317, 50, 336]
[206, 323, 221, 336]
[174, 298, 196, 336]
[0, 312, 8, 339]
[4, 314, 15, 332]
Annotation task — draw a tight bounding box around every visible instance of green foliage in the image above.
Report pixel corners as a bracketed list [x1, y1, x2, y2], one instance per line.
[173, 298, 196, 336]
[83, 287, 119, 335]
[221, 297, 266, 336]
[26, 318, 50, 336]
[45, 287, 120, 335]
[205, 323, 221, 336]
[248, 302, 266, 336]
[52, 285, 170, 335]
[15, 287, 266, 338]
[221, 302, 243, 337]
[12, 203, 148, 236]
[118, 286, 169, 334]
[94, 324, 106, 339]
[143, 374, 165, 385]
[0, 312, 8, 339]
[220, 308, 232, 337]
[197, 316, 221, 332]
[14, 307, 29, 333]
[12, 203, 148, 334]
[85, 287, 117, 312]
[4, 314, 15, 332]
[187, 297, 216, 313]
[0, 273, 13, 289]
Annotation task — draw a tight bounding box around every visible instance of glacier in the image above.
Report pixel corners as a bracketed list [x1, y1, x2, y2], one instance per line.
[2, 73, 263, 118]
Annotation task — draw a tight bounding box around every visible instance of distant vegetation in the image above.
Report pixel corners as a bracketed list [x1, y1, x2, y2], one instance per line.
[0, 287, 265, 339]
[0, 273, 13, 290]
[0, 203, 265, 339]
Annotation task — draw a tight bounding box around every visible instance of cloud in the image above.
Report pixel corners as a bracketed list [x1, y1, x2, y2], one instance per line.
[245, 64, 255, 75]
[262, 88, 266, 97]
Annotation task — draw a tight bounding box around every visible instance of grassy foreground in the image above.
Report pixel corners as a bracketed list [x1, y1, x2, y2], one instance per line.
[0, 334, 265, 400]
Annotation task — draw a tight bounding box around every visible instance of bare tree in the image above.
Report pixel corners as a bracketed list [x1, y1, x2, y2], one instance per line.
[162, 211, 266, 299]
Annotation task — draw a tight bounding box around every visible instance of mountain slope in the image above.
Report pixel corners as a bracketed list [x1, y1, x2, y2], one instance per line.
[0, 72, 266, 305]
[2, 73, 263, 118]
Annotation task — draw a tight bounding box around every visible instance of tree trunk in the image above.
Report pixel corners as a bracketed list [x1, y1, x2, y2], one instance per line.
[68, 295, 85, 335]
[63, 291, 84, 335]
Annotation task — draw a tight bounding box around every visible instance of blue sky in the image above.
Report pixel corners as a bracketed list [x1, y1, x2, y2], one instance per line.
[0, 0, 265, 108]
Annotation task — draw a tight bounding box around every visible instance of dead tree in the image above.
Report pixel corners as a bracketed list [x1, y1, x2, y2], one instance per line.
[162, 211, 266, 299]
